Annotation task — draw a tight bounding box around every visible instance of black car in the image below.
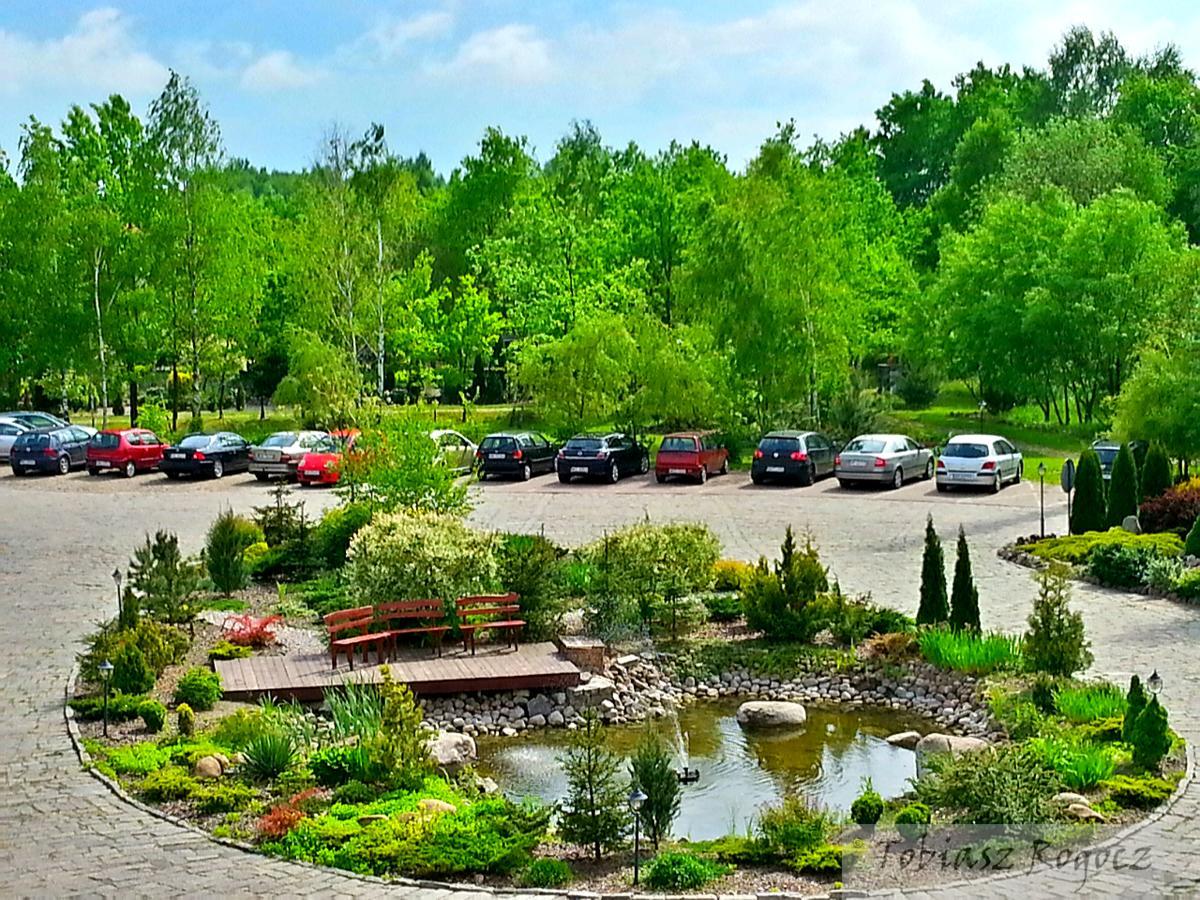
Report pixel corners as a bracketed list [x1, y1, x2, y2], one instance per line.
[1092, 439, 1149, 481]
[159, 432, 251, 479]
[751, 430, 837, 486]
[557, 433, 649, 484]
[476, 432, 558, 481]
[9, 426, 92, 476]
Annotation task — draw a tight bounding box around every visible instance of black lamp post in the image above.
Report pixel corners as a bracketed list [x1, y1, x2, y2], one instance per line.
[98, 659, 114, 737]
[112, 567, 123, 622]
[1148, 670, 1163, 697]
[1038, 462, 1047, 538]
[629, 788, 647, 887]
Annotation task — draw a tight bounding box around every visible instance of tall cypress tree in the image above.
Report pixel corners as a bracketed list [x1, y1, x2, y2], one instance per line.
[1140, 444, 1173, 503]
[917, 515, 949, 626]
[558, 709, 631, 860]
[949, 526, 981, 631]
[1106, 443, 1140, 529]
[1123, 675, 1146, 742]
[1070, 449, 1107, 535]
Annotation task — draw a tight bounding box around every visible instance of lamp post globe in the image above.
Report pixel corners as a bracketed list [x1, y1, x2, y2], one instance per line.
[98, 659, 114, 737]
[1148, 670, 1163, 696]
[629, 788, 648, 885]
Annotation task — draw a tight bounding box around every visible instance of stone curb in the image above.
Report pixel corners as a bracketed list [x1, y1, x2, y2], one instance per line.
[64, 659, 1189, 900]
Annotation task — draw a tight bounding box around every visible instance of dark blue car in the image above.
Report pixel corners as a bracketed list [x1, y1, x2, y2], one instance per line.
[9, 426, 92, 476]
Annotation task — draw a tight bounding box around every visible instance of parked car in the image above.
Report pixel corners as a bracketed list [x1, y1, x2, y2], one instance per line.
[296, 430, 359, 486]
[249, 430, 331, 481]
[9, 426, 93, 475]
[1091, 439, 1147, 481]
[655, 432, 728, 484]
[476, 431, 558, 481]
[86, 428, 165, 478]
[835, 433, 934, 489]
[937, 434, 1023, 493]
[159, 432, 251, 479]
[0, 410, 95, 436]
[432, 429, 478, 475]
[557, 433, 649, 484]
[0, 416, 30, 462]
[750, 430, 837, 486]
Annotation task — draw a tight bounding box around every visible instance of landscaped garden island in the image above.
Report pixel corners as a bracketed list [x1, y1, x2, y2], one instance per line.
[66, 488, 1186, 895]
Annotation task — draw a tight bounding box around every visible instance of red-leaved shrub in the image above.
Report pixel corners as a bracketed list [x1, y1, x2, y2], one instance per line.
[1139, 481, 1200, 536]
[257, 803, 305, 839]
[222, 614, 283, 648]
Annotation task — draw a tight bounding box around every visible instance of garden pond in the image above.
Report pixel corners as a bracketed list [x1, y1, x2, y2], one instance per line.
[476, 699, 925, 840]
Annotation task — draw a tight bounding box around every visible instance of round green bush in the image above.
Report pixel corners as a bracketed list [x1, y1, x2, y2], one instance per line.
[113, 643, 155, 695]
[312, 503, 373, 570]
[518, 858, 572, 888]
[894, 802, 931, 839]
[177, 703, 196, 736]
[331, 779, 377, 804]
[138, 699, 167, 734]
[850, 784, 884, 825]
[173, 667, 222, 711]
[644, 852, 730, 891]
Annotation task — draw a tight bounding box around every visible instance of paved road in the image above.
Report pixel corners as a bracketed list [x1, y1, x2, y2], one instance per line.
[1, 467, 1197, 896]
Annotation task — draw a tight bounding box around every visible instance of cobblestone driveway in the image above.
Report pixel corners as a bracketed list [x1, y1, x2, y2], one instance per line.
[1, 468, 1197, 896]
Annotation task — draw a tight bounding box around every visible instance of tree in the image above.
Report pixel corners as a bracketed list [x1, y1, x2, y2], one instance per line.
[558, 709, 630, 860]
[128, 530, 202, 631]
[1141, 444, 1174, 503]
[1130, 697, 1171, 771]
[948, 526, 980, 631]
[205, 508, 248, 596]
[1115, 345, 1200, 474]
[1106, 443, 1141, 528]
[1024, 563, 1093, 677]
[1185, 517, 1200, 559]
[917, 516, 949, 626]
[1048, 26, 1131, 118]
[1123, 675, 1147, 742]
[628, 729, 680, 849]
[1070, 450, 1107, 535]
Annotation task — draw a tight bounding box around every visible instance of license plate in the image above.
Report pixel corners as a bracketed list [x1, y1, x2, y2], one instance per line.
[571, 466, 588, 474]
[21, 459, 36, 466]
[489, 453, 505, 459]
[850, 460, 866, 467]
[766, 466, 785, 473]
[95, 460, 110, 467]
[952, 472, 973, 481]
[304, 470, 320, 477]
[669, 468, 686, 475]
[170, 452, 185, 459]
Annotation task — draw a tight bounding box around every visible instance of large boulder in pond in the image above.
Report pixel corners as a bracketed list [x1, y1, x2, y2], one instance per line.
[735, 700, 807, 728]
[427, 731, 477, 770]
[915, 733, 989, 778]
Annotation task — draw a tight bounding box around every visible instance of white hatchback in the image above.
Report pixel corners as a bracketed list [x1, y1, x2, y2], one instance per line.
[936, 434, 1023, 494]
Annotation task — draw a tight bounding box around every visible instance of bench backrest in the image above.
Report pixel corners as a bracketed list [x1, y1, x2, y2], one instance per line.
[324, 606, 375, 638]
[456, 593, 520, 620]
[376, 599, 445, 627]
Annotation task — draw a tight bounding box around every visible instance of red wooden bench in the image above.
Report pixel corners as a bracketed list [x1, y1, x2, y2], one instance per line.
[456, 593, 524, 655]
[376, 599, 451, 658]
[324, 606, 389, 670]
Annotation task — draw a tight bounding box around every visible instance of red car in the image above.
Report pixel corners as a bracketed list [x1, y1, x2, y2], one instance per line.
[86, 428, 165, 478]
[296, 430, 359, 486]
[654, 432, 729, 484]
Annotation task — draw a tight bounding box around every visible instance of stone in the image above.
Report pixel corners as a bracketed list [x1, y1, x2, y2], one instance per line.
[1065, 803, 1107, 823]
[357, 814, 389, 826]
[417, 798, 456, 815]
[885, 731, 922, 750]
[569, 674, 616, 708]
[735, 700, 807, 728]
[915, 733, 989, 778]
[476, 776, 500, 795]
[548, 710, 565, 726]
[528, 714, 547, 727]
[1052, 792, 1091, 807]
[192, 756, 223, 780]
[426, 731, 477, 769]
[527, 695, 554, 719]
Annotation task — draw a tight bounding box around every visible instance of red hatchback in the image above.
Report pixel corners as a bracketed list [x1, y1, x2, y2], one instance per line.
[655, 432, 729, 484]
[86, 428, 165, 478]
[296, 430, 359, 486]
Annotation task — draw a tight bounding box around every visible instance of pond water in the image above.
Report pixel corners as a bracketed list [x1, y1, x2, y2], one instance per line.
[476, 700, 924, 841]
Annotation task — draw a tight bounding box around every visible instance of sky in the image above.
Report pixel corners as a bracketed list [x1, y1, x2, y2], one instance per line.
[3, 1, 1200, 175]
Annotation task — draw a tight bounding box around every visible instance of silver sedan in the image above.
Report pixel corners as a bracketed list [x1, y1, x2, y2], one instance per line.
[249, 430, 331, 481]
[835, 433, 934, 489]
[0, 416, 30, 462]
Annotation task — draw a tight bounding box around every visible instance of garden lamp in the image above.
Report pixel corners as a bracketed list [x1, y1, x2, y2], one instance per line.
[112, 567, 123, 620]
[1148, 670, 1163, 696]
[1037, 462, 1047, 538]
[629, 788, 647, 886]
[98, 659, 114, 737]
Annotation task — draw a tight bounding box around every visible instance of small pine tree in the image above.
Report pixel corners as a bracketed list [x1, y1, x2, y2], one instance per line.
[917, 516, 949, 626]
[948, 526, 981, 632]
[1140, 444, 1173, 503]
[1106, 444, 1140, 529]
[1123, 675, 1147, 743]
[1024, 563, 1093, 677]
[1185, 517, 1200, 559]
[373, 665, 431, 789]
[205, 508, 248, 597]
[558, 710, 631, 860]
[628, 729, 681, 849]
[1070, 450, 1107, 535]
[112, 643, 154, 695]
[1130, 697, 1171, 771]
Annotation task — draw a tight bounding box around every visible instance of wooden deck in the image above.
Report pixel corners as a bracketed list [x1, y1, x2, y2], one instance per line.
[214, 642, 581, 702]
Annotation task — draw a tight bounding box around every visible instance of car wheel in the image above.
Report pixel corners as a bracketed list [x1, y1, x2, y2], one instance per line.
[212, 459, 225, 479]
[609, 462, 620, 484]
[655, 472, 666, 484]
[838, 479, 851, 489]
[720, 457, 729, 475]
[124, 461, 137, 479]
[164, 471, 179, 480]
[87, 467, 100, 477]
[558, 471, 571, 484]
[924, 459, 935, 480]
[11, 466, 23, 477]
[698, 466, 707, 485]
[254, 472, 269, 482]
[891, 467, 904, 489]
[521, 464, 532, 482]
[991, 472, 1002, 494]
[57, 455, 70, 476]
[936, 482, 949, 493]
[639, 454, 649, 475]
[751, 472, 764, 485]
[799, 465, 814, 487]
[1015, 462, 1024, 484]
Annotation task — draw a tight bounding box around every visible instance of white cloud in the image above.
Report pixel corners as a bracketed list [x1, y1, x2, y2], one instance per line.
[432, 24, 554, 87]
[0, 7, 168, 96]
[366, 10, 455, 59]
[240, 49, 323, 92]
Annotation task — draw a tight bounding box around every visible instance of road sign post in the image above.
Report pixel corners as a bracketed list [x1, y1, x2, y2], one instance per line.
[1061, 459, 1076, 534]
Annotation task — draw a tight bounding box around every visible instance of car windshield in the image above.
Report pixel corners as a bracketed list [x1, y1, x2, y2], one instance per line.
[179, 435, 211, 449]
[91, 433, 121, 449]
[943, 443, 989, 459]
[1094, 447, 1119, 464]
[262, 433, 297, 447]
[660, 436, 697, 452]
[566, 438, 603, 451]
[480, 436, 516, 451]
[15, 433, 50, 449]
[759, 437, 800, 453]
[844, 438, 886, 453]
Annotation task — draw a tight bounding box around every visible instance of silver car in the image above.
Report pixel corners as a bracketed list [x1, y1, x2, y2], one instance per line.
[0, 416, 30, 462]
[836, 433, 934, 489]
[936, 434, 1023, 494]
[431, 429, 478, 475]
[249, 430, 331, 481]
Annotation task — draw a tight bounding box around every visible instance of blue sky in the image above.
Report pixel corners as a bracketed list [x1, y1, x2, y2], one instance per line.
[3, 1, 1200, 174]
